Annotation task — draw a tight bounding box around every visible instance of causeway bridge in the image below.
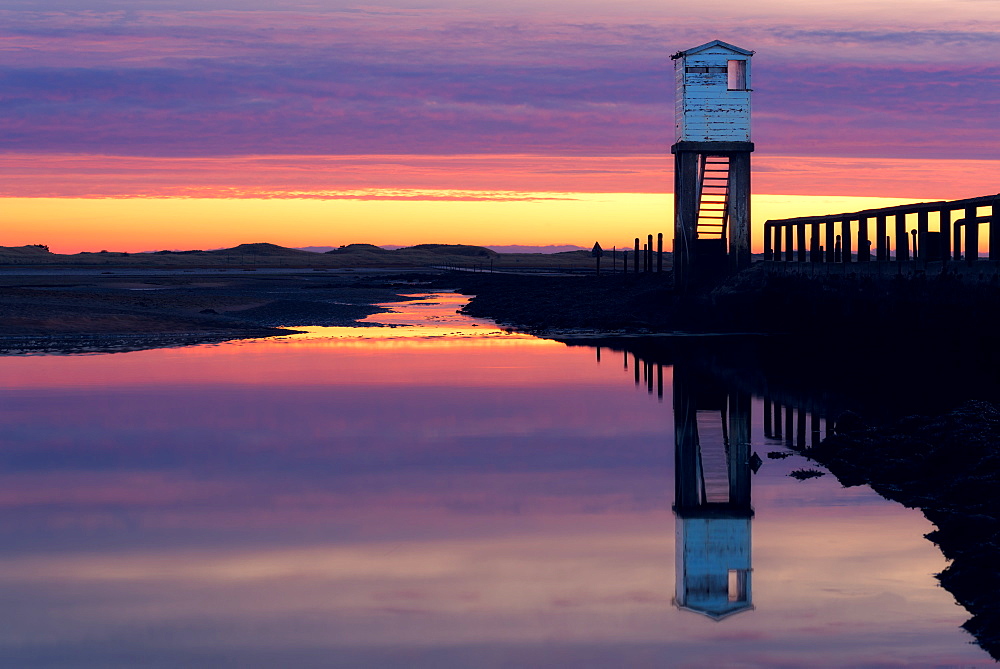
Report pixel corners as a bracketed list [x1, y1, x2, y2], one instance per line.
[761, 194, 1000, 278]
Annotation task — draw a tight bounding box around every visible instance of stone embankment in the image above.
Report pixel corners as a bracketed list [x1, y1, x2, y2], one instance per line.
[450, 264, 1000, 345]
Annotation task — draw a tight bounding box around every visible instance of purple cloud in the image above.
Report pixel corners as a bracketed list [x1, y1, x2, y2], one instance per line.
[0, 10, 997, 159]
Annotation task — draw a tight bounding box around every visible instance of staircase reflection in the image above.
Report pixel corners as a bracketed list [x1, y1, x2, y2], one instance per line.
[585, 336, 1000, 653]
[672, 363, 756, 620]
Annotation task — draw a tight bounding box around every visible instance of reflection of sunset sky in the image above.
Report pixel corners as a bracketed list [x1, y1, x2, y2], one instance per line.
[0, 295, 987, 666]
[1, 0, 997, 252]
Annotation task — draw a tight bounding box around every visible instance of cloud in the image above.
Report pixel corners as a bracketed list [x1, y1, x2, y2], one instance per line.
[0, 153, 994, 201]
[0, 9, 997, 161]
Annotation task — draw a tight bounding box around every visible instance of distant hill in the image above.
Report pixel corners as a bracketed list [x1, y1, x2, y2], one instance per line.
[0, 244, 53, 257]
[487, 245, 588, 254]
[209, 243, 319, 257]
[326, 243, 393, 255]
[397, 244, 498, 258]
[0, 241, 634, 271]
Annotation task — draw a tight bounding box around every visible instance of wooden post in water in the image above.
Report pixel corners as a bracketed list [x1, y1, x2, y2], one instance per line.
[796, 223, 807, 262]
[825, 220, 836, 263]
[647, 234, 654, 273]
[773, 403, 782, 438]
[657, 233, 663, 272]
[835, 235, 841, 263]
[810, 222, 821, 262]
[784, 224, 794, 262]
[634, 238, 640, 273]
[774, 223, 783, 261]
[764, 223, 773, 261]
[763, 398, 773, 437]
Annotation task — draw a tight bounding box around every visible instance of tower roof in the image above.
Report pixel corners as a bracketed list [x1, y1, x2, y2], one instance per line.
[671, 40, 754, 60]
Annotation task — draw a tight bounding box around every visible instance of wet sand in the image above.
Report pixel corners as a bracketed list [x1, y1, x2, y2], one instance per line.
[0, 269, 434, 354]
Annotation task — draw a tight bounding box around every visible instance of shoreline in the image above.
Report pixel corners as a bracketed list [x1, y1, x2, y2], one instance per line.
[0, 329, 301, 356]
[0, 269, 433, 354]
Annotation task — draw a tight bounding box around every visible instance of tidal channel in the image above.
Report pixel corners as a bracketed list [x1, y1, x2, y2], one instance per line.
[0, 292, 991, 667]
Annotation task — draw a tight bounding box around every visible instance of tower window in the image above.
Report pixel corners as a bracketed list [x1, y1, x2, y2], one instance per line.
[727, 60, 747, 90]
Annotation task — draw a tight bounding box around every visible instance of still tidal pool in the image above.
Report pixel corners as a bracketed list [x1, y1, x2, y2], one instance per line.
[0, 293, 990, 667]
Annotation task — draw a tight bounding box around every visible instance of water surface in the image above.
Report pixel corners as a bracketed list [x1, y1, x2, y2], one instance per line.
[0, 293, 989, 667]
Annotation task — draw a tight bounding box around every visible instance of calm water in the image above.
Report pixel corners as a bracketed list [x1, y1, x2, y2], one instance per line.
[0, 293, 990, 668]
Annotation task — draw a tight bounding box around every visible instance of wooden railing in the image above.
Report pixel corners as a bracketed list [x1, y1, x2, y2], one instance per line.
[763, 194, 1000, 264]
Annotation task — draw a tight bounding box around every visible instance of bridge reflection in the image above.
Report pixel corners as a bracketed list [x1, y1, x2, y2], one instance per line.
[587, 335, 1000, 657]
[594, 339, 852, 623]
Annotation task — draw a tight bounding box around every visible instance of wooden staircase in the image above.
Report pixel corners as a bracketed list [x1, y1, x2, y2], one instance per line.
[696, 156, 731, 240]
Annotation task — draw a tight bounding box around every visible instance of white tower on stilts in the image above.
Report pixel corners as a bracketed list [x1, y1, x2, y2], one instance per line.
[671, 40, 754, 288]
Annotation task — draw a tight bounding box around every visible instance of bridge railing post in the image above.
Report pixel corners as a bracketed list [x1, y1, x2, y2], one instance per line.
[876, 215, 887, 261]
[763, 194, 998, 271]
[917, 210, 929, 263]
[966, 206, 979, 263]
[895, 213, 908, 262]
[858, 216, 870, 262]
[940, 209, 951, 265]
[841, 218, 852, 263]
[990, 198, 999, 262]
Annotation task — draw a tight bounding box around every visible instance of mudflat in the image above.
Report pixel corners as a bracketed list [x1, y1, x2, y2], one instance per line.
[0, 268, 433, 353]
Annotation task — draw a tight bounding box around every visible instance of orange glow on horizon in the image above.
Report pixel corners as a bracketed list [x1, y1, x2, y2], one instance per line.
[0, 153, 994, 254]
[0, 193, 931, 255]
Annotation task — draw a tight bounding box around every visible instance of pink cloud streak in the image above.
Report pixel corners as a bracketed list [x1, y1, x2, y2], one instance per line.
[0, 153, 994, 200]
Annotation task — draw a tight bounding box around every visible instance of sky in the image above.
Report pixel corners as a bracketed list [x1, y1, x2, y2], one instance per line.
[1, 0, 998, 252]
